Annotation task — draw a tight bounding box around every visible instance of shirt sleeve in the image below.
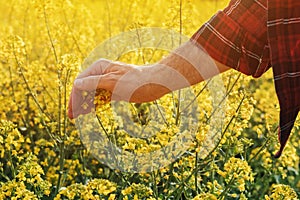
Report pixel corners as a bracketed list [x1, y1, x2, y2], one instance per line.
[191, 0, 271, 78]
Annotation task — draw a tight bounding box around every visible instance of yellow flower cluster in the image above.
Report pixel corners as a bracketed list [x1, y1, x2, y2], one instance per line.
[16, 154, 52, 193]
[218, 157, 254, 192]
[0, 120, 24, 158]
[94, 89, 112, 111]
[0, 150, 51, 199]
[122, 183, 154, 199]
[55, 178, 117, 200]
[0, 180, 38, 200]
[265, 184, 298, 200]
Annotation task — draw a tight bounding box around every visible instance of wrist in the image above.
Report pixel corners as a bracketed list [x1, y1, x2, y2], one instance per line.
[140, 64, 171, 100]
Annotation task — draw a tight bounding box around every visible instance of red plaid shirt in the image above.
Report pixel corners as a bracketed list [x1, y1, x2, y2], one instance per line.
[191, 0, 300, 158]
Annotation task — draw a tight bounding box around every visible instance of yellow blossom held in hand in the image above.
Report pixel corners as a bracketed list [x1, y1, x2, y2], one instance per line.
[94, 88, 112, 108]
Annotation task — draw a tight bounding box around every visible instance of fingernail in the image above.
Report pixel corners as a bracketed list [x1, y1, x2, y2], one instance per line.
[74, 79, 83, 87]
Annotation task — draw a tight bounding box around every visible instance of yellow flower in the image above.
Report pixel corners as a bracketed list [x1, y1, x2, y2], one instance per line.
[240, 193, 248, 200]
[218, 157, 253, 192]
[193, 193, 217, 200]
[121, 183, 153, 199]
[108, 194, 116, 200]
[0, 180, 39, 200]
[122, 187, 133, 196]
[87, 178, 117, 196]
[265, 184, 298, 200]
[94, 88, 112, 109]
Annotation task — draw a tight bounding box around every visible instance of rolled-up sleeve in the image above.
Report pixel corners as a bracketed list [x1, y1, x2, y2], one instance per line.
[191, 0, 271, 78]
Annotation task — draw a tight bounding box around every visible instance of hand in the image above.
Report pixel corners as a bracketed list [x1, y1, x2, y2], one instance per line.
[68, 59, 169, 119]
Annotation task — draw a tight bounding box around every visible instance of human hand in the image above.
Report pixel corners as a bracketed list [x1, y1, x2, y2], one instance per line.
[68, 59, 169, 119]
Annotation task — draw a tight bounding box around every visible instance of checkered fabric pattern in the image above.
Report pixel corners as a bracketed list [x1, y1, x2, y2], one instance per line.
[191, 0, 300, 158]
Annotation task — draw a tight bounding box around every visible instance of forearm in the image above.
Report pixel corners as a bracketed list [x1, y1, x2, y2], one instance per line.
[140, 41, 230, 100]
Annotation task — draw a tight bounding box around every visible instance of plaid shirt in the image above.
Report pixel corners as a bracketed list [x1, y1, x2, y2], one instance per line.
[191, 0, 300, 158]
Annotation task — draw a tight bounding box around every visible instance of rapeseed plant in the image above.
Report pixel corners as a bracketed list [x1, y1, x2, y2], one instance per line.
[0, 0, 299, 199]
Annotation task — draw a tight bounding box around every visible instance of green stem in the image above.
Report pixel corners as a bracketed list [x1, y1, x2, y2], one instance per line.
[217, 173, 236, 200]
[8, 65, 27, 127]
[248, 137, 270, 163]
[175, 90, 181, 126]
[205, 73, 242, 124]
[8, 149, 16, 179]
[180, 79, 211, 115]
[154, 100, 169, 126]
[55, 142, 65, 195]
[12, 45, 58, 145]
[96, 115, 119, 164]
[43, 1, 58, 63]
[170, 78, 244, 196]
[175, 0, 183, 126]
[195, 152, 199, 194]
[151, 171, 159, 198]
[204, 93, 246, 159]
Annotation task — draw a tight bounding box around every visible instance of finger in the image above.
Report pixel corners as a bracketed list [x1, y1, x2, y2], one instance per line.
[74, 73, 118, 92]
[68, 87, 96, 119]
[74, 76, 99, 91]
[68, 94, 74, 119]
[76, 58, 112, 79]
[68, 88, 118, 119]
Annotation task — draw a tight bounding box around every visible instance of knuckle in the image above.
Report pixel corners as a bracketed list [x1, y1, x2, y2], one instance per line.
[96, 58, 109, 63]
[95, 58, 111, 68]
